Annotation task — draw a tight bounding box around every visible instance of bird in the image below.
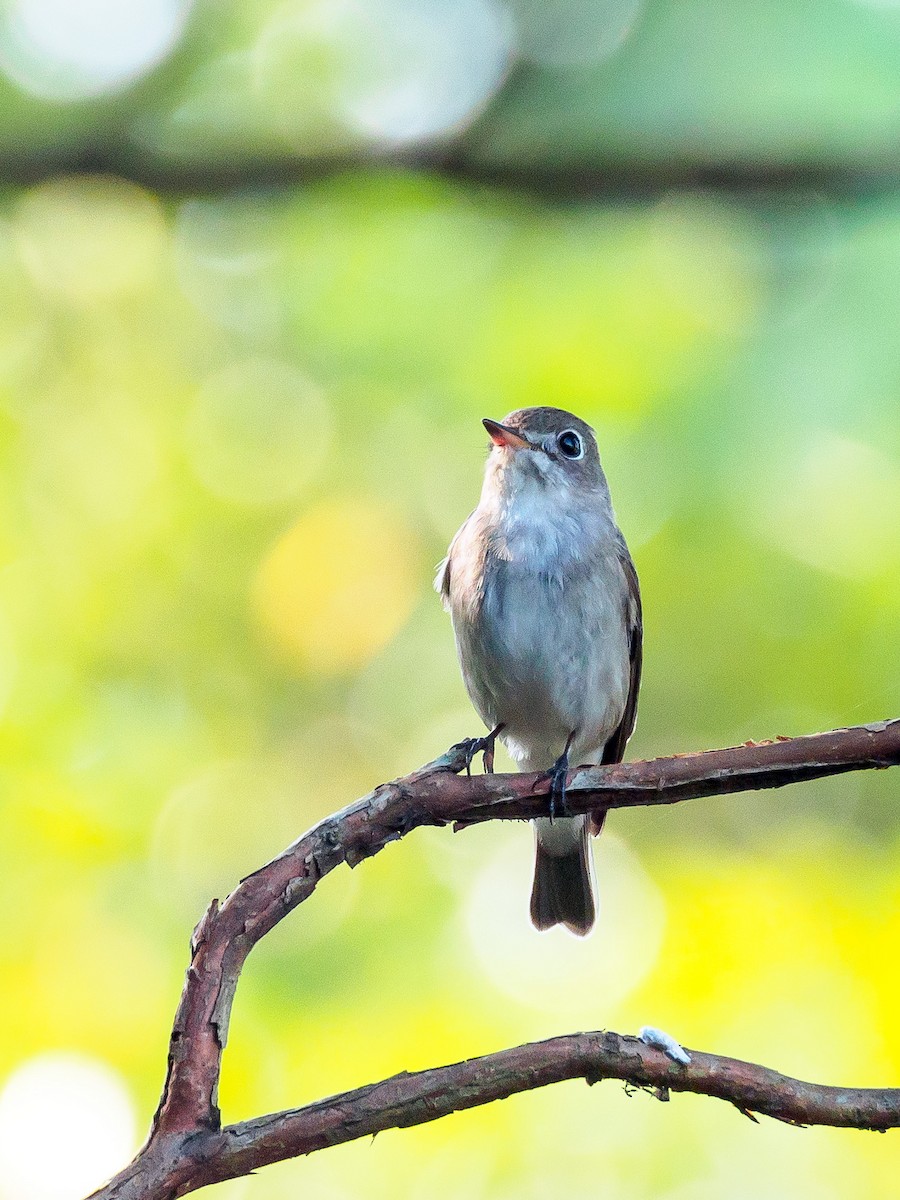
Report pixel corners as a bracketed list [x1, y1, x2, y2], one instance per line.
[436, 407, 642, 936]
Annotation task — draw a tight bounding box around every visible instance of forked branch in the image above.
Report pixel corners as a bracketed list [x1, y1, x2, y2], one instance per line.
[91, 719, 900, 1199]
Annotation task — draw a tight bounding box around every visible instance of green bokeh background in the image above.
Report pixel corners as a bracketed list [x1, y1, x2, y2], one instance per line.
[0, 1, 899, 1197]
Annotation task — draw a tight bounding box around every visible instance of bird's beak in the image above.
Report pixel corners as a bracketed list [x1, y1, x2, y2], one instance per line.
[483, 418, 531, 451]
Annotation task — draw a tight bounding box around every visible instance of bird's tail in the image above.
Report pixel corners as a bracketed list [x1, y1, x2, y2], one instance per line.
[529, 815, 595, 936]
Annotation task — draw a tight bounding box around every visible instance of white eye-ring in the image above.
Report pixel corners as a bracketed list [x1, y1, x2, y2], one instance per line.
[557, 430, 583, 459]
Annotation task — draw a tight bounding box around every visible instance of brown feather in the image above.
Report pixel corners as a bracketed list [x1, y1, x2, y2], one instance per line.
[591, 538, 642, 835]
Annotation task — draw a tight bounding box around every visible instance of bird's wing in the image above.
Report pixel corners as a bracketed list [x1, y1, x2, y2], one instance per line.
[591, 536, 642, 834]
[434, 510, 474, 610]
[602, 536, 642, 764]
[434, 553, 452, 607]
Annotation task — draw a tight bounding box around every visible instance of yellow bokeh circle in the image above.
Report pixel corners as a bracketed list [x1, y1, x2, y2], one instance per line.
[15, 175, 166, 302]
[253, 497, 422, 673]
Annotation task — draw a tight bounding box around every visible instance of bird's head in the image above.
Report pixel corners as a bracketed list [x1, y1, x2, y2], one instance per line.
[481, 407, 607, 499]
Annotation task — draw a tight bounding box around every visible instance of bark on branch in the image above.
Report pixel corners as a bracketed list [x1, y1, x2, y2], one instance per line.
[90, 719, 900, 1199]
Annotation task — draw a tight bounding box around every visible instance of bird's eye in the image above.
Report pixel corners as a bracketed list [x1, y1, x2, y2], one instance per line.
[557, 430, 583, 459]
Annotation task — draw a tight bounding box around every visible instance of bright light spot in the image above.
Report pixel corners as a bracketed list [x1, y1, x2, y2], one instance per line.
[341, 0, 513, 144]
[152, 753, 360, 912]
[763, 195, 844, 328]
[748, 433, 900, 579]
[644, 195, 759, 337]
[0, 1053, 136, 1200]
[174, 198, 285, 338]
[366, 403, 488, 542]
[509, 0, 644, 67]
[15, 177, 167, 302]
[185, 359, 332, 506]
[151, 754, 361, 929]
[475, 200, 757, 416]
[0, 219, 44, 388]
[253, 498, 423, 673]
[24, 385, 163, 534]
[467, 834, 665, 1021]
[255, 0, 513, 149]
[0, 0, 192, 100]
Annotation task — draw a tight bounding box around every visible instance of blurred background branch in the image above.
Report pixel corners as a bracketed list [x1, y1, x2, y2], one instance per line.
[2, 0, 900, 197]
[92, 721, 900, 1197]
[4, 148, 900, 199]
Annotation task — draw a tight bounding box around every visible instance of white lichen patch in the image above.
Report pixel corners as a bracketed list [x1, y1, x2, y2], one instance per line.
[639, 1026, 691, 1065]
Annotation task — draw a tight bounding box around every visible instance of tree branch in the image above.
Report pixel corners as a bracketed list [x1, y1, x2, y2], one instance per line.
[95, 1029, 900, 1198]
[4, 142, 898, 200]
[90, 719, 900, 1199]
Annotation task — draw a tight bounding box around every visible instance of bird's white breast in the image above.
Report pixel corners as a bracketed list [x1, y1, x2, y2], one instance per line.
[449, 475, 630, 772]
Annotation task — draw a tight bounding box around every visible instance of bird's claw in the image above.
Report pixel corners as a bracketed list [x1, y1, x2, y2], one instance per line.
[458, 737, 486, 777]
[546, 732, 577, 822]
[458, 724, 503, 776]
[547, 752, 570, 821]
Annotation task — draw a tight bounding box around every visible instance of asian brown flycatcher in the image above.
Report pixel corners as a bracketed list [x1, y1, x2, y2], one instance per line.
[437, 407, 642, 935]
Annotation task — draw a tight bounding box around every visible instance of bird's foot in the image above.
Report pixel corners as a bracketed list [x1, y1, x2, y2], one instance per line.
[546, 735, 575, 821]
[547, 753, 568, 820]
[458, 724, 503, 776]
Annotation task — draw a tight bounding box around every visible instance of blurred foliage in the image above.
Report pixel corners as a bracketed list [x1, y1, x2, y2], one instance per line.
[0, 2, 898, 1199]
[1, 0, 900, 171]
